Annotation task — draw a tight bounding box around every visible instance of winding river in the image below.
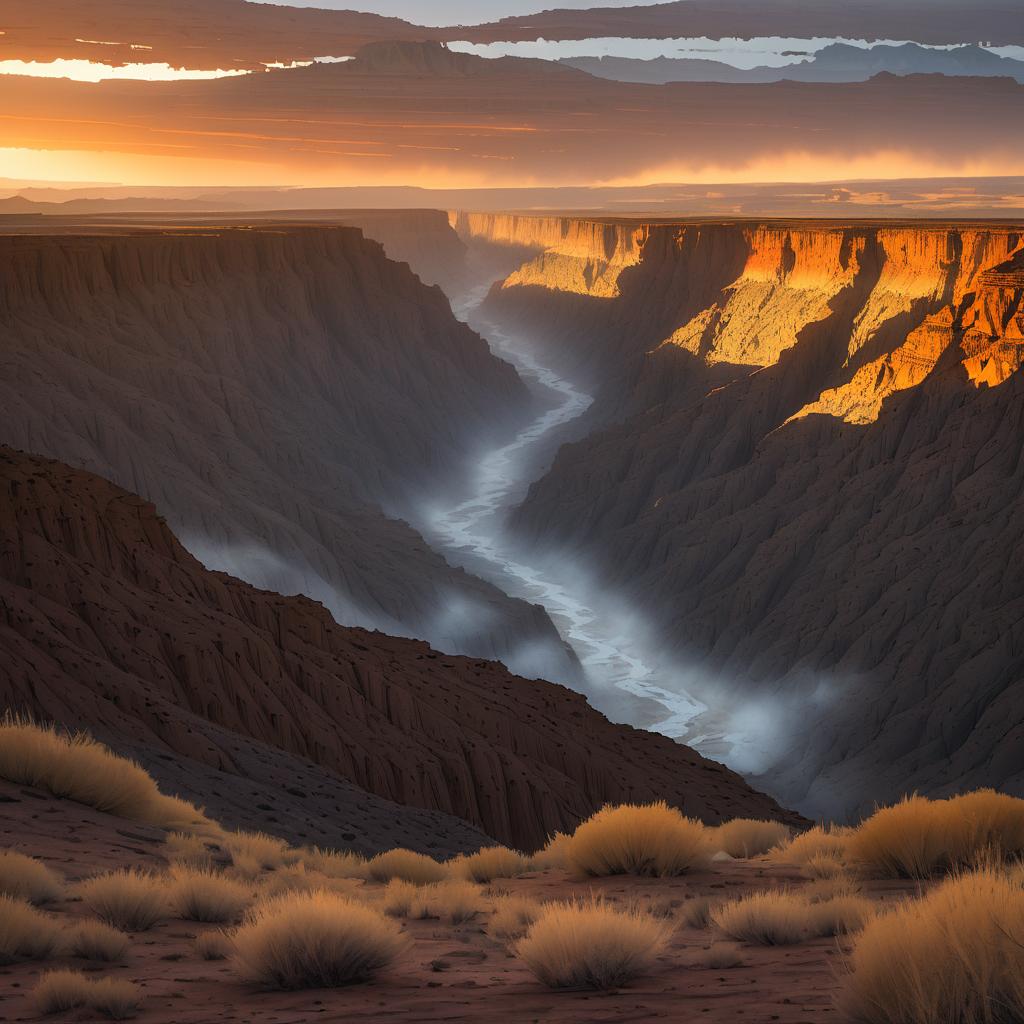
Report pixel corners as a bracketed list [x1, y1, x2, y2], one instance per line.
[425, 293, 706, 739]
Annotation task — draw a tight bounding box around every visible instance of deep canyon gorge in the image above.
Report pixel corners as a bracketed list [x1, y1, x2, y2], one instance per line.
[1, 210, 1022, 829]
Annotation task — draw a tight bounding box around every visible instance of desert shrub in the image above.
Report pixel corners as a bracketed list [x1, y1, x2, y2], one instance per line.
[365, 849, 449, 886]
[66, 921, 130, 962]
[804, 853, 850, 879]
[232, 890, 407, 989]
[773, 825, 850, 865]
[713, 819, 791, 858]
[165, 832, 216, 870]
[303, 847, 367, 879]
[78, 869, 167, 931]
[840, 868, 1024, 1024]
[0, 716, 204, 828]
[34, 971, 141, 1020]
[806, 895, 875, 937]
[849, 791, 1024, 880]
[410, 881, 481, 924]
[380, 879, 418, 918]
[681, 896, 719, 930]
[0, 895, 62, 963]
[692, 941, 744, 969]
[514, 897, 669, 990]
[166, 867, 251, 923]
[712, 890, 813, 946]
[194, 930, 232, 961]
[455, 847, 531, 883]
[488, 895, 541, 943]
[0, 850, 63, 904]
[530, 832, 571, 871]
[565, 802, 709, 878]
[224, 831, 289, 872]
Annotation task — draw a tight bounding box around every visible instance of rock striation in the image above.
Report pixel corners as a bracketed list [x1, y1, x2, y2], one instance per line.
[462, 214, 1024, 819]
[0, 225, 572, 674]
[0, 447, 804, 849]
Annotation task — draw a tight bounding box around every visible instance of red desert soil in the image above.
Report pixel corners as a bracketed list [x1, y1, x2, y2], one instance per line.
[0, 781, 914, 1024]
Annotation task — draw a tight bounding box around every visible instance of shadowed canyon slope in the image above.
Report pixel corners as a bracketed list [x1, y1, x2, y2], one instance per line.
[459, 213, 1024, 819]
[0, 446, 804, 850]
[0, 224, 576, 675]
[4, 42, 1024, 184]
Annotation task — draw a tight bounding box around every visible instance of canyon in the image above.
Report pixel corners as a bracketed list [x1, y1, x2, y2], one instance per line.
[456, 213, 1024, 819]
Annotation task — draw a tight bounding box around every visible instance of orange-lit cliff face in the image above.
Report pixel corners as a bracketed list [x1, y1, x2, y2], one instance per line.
[460, 214, 1024, 821]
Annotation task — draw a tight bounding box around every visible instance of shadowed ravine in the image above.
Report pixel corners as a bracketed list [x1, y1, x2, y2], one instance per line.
[423, 290, 707, 739]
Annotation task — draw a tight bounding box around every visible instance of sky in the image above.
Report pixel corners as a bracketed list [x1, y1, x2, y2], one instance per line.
[249, 0, 665, 27]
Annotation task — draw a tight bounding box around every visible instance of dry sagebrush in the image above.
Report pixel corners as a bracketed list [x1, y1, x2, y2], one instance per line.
[78, 869, 168, 931]
[0, 850, 63, 904]
[712, 819, 791, 858]
[0, 716, 204, 829]
[454, 846, 531, 883]
[487, 895, 542, 943]
[66, 921, 131, 963]
[232, 890, 407, 989]
[0, 894, 62, 963]
[34, 970, 141, 1020]
[565, 802, 709, 878]
[713, 889, 873, 946]
[166, 867, 252, 923]
[365, 849, 449, 886]
[514, 898, 669, 989]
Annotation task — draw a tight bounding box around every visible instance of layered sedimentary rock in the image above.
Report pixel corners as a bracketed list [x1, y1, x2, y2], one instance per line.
[0, 447, 804, 848]
[468, 214, 1024, 818]
[0, 225, 573, 673]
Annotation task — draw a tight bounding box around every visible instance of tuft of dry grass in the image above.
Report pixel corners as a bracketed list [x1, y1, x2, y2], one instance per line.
[514, 897, 669, 990]
[66, 921, 130, 963]
[840, 867, 1024, 1024]
[302, 847, 367, 880]
[232, 890, 408, 990]
[692, 941, 745, 969]
[78, 869, 168, 932]
[194, 930, 233, 961]
[565, 802, 709, 878]
[410, 881, 481, 924]
[806, 895, 875, 937]
[0, 716, 204, 829]
[166, 867, 252, 923]
[34, 970, 141, 1020]
[681, 896, 719, 930]
[454, 847, 530, 883]
[848, 790, 1024, 880]
[0, 895, 62, 963]
[224, 831, 290, 872]
[365, 849, 449, 886]
[773, 825, 850, 866]
[804, 853, 850, 879]
[165, 832, 216, 870]
[712, 819, 791, 859]
[488, 895, 542, 943]
[0, 850, 63, 904]
[530, 832, 571, 871]
[379, 879, 418, 918]
[713, 890, 813, 946]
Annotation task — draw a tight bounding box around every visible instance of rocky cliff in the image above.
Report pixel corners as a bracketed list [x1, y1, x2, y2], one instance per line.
[0, 226, 573, 674]
[0, 447, 804, 849]
[465, 215, 1024, 819]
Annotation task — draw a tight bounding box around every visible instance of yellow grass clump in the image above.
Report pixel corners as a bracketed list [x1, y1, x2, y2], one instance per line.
[806, 895, 875, 937]
[564, 802, 709, 878]
[713, 891, 812, 946]
[712, 819, 791, 858]
[224, 831, 290, 872]
[530, 832, 571, 871]
[681, 896, 720, 930]
[410, 881, 481, 924]
[454, 846, 531, 883]
[804, 853, 850, 879]
[488, 895, 542, 943]
[0, 895, 62, 963]
[194, 930, 232, 961]
[34, 970, 141, 1020]
[78, 869, 168, 932]
[365, 849, 449, 886]
[380, 879, 418, 918]
[773, 825, 850, 866]
[66, 921, 130, 962]
[302, 847, 367, 879]
[164, 832, 216, 870]
[232, 890, 408, 989]
[0, 716, 204, 829]
[840, 868, 1024, 1024]
[0, 850, 63, 904]
[514, 898, 670, 990]
[166, 867, 252, 923]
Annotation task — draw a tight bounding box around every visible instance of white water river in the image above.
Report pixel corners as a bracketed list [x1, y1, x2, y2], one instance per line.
[424, 293, 706, 739]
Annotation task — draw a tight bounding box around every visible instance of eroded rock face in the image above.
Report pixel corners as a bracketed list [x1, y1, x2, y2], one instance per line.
[463, 215, 1024, 819]
[0, 225, 574, 673]
[0, 447, 805, 848]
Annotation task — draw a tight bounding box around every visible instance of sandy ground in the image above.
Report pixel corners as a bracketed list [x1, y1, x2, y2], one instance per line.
[0, 782, 915, 1024]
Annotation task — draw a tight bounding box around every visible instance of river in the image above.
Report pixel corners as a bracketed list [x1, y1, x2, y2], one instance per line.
[424, 292, 706, 740]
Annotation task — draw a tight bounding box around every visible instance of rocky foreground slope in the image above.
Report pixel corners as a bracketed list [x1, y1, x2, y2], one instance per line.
[0, 224, 575, 676]
[460, 214, 1024, 819]
[0, 446, 803, 849]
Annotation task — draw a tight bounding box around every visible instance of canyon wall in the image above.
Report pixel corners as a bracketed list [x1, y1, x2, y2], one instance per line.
[0, 447, 804, 850]
[0, 226, 573, 674]
[466, 214, 1024, 819]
